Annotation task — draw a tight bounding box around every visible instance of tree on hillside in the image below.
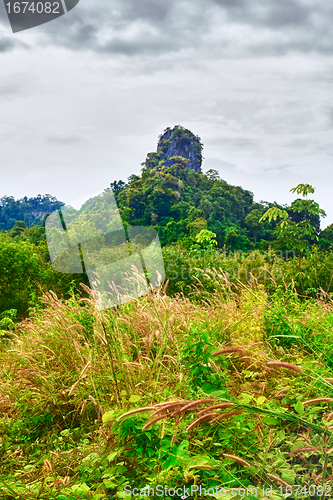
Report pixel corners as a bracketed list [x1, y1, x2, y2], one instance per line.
[318, 223, 333, 250]
[288, 198, 320, 234]
[110, 180, 126, 196]
[0, 194, 64, 230]
[259, 184, 326, 275]
[245, 209, 263, 244]
[116, 161, 254, 249]
[9, 220, 27, 237]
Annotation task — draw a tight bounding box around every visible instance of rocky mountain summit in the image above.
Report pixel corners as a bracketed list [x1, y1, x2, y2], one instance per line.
[143, 125, 203, 173]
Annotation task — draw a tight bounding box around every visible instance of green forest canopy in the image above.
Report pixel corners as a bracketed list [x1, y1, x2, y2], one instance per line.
[1, 164, 333, 318]
[0, 194, 64, 231]
[2, 164, 333, 252]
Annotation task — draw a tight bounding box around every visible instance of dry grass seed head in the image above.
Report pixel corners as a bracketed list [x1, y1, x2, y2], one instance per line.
[222, 454, 251, 467]
[188, 464, 212, 470]
[142, 414, 167, 430]
[186, 413, 218, 431]
[118, 407, 155, 421]
[303, 398, 333, 406]
[171, 398, 217, 417]
[210, 410, 243, 424]
[150, 402, 185, 416]
[266, 361, 303, 373]
[326, 412, 333, 422]
[196, 403, 235, 416]
[266, 473, 292, 489]
[289, 446, 321, 454]
[211, 347, 245, 356]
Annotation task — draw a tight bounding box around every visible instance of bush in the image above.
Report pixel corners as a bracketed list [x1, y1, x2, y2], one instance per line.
[0, 233, 88, 317]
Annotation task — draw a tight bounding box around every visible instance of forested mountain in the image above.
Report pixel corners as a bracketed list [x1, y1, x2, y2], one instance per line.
[0, 194, 64, 230]
[1, 125, 333, 318]
[1, 125, 332, 252]
[110, 126, 304, 250]
[115, 163, 257, 249]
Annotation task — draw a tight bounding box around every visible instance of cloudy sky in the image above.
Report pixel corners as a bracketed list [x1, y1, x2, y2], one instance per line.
[0, 0, 332, 226]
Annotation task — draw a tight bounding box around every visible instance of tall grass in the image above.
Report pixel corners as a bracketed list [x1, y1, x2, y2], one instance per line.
[163, 244, 333, 298]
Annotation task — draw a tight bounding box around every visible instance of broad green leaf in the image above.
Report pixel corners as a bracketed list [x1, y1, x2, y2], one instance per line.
[280, 469, 296, 485]
[277, 430, 285, 440]
[256, 396, 266, 405]
[294, 401, 304, 415]
[291, 441, 308, 451]
[239, 393, 253, 404]
[103, 479, 118, 488]
[107, 451, 118, 462]
[259, 207, 287, 224]
[264, 416, 279, 426]
[214, 491, 238, 500]
[116, 492, 129, 499]
[309, 406, 322, 414]
[177, 440, 189, 456]
[290, 183, 315, 197]
[82, 452, 100, 465]
[102, 411, 114, 424]
[209, 390, 227, 398]
[71, 483, 90, 494]
[23, 465, 35, 471]
[129, 394, 141, 403]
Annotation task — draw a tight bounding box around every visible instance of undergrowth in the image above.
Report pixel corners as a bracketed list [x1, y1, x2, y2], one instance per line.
[0, 277, 333, 499]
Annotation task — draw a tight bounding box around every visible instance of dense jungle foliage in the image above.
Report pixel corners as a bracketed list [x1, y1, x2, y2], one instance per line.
[1, 162, 333, 319]
[0, 195, 64, 231]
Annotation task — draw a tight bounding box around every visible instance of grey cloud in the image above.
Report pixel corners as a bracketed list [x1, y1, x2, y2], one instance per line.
[0, 37, 27, 52]
[56, 22, 97, 51]
[0, 83, 19, 97]
[0, 38, 15, 52]
[327, 108, 333, 128]
[212, 0, 314, 28]
[266, 0, 310, 27]
[97, 33, 182, 56]
[0, 73, 38, 100]
[0, 2, 8, 23]
[121, 0, 174, 23]
[204, 158, 237, 171]
[33, 0, 209, 55]
[47, 136, 83, 145]
[2, 0, 333, 57]
[0, 4, 30, 51]
[210, 0, 245, 7]
[248, 36, 333, 57]
[208, 0, 333, 57]
[208, 137, 257, 148]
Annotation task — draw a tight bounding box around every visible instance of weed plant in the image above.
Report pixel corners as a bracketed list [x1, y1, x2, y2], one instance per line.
[163, 244, 333, 298]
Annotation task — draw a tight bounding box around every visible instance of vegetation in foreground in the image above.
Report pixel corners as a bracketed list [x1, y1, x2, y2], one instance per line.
[1, 277, 333, 499]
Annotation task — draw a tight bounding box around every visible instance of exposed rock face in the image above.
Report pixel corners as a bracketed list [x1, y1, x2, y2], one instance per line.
[143, 125, 203, 173]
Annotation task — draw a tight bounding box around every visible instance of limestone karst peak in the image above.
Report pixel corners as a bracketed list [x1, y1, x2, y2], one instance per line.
[143, 125, 203, 173]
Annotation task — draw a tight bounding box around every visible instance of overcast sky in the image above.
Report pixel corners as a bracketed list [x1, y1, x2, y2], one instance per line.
[0, 0, 332, 227]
